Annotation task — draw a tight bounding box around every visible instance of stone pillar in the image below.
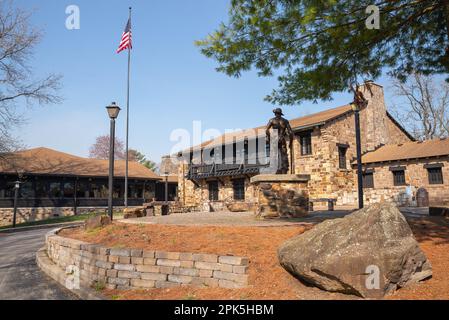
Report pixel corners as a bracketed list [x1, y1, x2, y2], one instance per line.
[250, 174, 310, 219]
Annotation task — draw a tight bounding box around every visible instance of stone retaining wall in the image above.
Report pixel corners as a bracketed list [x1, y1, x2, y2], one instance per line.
[45, 228, 249, 291]
[0, 207, 124, 227]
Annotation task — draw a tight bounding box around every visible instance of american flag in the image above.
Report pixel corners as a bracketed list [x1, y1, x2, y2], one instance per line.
[117, 18, 132, 54]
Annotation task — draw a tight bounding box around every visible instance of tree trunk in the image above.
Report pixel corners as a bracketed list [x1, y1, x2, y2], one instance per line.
[446, 1, 449, 57]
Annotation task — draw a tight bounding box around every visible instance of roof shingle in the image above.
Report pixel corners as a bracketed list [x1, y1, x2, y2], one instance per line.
[361, 139, 449, 164]
[185, 104, 353, 152]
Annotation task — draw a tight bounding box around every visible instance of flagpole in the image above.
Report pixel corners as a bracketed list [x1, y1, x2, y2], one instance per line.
[124, 6, 131, 208]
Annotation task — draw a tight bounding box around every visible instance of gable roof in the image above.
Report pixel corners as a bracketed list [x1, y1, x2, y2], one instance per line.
[361, 139, 449, 164]
[289, 104, 353, 130]
[0, 147, 161, 180]
[386, 112, 416, 141]
[184, 104, 353, 153]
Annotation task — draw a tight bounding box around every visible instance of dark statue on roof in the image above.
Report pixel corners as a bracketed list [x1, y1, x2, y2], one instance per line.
[265, 108, 294, 174]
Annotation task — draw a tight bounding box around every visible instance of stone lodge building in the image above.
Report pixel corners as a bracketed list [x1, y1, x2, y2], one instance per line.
[0, 147, 176, 226]
[173, 82, 449, 211]
[360, 139, 449, 207]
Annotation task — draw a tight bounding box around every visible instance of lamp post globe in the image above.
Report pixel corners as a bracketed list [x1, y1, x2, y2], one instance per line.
[106, 102, 121, 119]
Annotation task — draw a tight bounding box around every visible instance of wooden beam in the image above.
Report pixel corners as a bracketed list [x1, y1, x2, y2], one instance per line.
[191, 179, 200, 188]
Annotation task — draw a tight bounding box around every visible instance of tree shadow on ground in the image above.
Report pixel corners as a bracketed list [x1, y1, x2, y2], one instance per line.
[407, 217, 449, 245]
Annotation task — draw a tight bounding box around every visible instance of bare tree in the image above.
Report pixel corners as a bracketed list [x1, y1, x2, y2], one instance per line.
[390, 73, 449, 140]
[89, 135, 126, 160]
[0, 1, 62, 154]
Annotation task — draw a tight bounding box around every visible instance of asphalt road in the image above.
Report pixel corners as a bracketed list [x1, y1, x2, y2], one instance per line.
[0, 228, 77, 300]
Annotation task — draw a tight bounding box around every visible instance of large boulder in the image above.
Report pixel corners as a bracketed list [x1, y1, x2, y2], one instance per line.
[278, 203, 432, 298]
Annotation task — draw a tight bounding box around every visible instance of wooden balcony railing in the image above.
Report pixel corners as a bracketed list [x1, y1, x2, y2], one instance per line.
[186, 162, 268, 180]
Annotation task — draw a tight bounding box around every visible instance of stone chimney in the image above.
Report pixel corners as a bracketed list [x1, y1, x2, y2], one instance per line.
[160, 155, 178, 175]
[359, 81, 389, 152]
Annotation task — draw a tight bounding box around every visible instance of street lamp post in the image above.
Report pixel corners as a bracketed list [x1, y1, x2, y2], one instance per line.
[12, 180, 21, 228]
[106, 102, 121, 220]
[163, 171, 169, 204]
[352, 103, 364, 209]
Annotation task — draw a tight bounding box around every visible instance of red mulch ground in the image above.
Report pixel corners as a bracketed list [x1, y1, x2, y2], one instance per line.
[60, 216, 449, 300]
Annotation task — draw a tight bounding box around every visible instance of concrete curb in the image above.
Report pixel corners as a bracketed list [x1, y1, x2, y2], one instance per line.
[0, 221, 84, 234]
[36, 246, 107, 300]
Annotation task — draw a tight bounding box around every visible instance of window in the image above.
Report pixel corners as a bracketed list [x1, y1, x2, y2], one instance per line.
[362, 172, 374, 188]
[144, 183, 156, 200]
[63, 182, 75, 198]
[48, 182, 62, 198]
[233, 179, 245, 201]
[299, 131, 312, 155]
[208, 181, 219, 201]
[234, 142, 246, 164]
[20, 182, 34, 198]
[76, 181, 89, 198]
[2, 182, 15, 198]
[428, 168, 444, 185]
[221, 145, 226, 163]
[247, 138, 258, 164]
[0, 180, 5, 198]
[265, 141, 271, 160]
[233, 142, 237, 164]
[128, 183, 140, 199]
[393, 170, 406, 186]
[90, 182, 108, 198]
[223, 144, 234, 165]
[35, 180, 48, 198]
[210, 146, 222, 164]
[130, 183, 143, 199]
[209, 148, 215, 161]
[244, 139, 249, 164]
[338, 146, 348, 169]
[0, 179, 7, 198]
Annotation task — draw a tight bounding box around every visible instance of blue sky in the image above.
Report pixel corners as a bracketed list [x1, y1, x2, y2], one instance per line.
[12, 0, 397, 163]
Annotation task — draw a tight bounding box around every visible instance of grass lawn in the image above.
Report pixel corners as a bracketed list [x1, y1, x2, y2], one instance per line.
[0, 213, 123, 231]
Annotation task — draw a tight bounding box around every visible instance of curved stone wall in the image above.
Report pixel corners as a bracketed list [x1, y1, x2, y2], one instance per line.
[45, 228, 249, 291]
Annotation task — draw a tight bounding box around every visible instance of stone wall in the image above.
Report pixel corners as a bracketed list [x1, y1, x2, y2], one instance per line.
[45, 228, 249, 290]
[177, 163, 200, 207]
[0, 207, 124, 227]
[363, 157, 449, 206]
[386, 114, 413, 146]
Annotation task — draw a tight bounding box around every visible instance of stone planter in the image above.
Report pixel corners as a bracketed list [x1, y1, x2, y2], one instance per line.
[42, 228, 250, 292]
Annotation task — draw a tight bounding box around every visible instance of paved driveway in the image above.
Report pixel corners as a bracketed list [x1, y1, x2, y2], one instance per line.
[0, 228, 77, 300]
